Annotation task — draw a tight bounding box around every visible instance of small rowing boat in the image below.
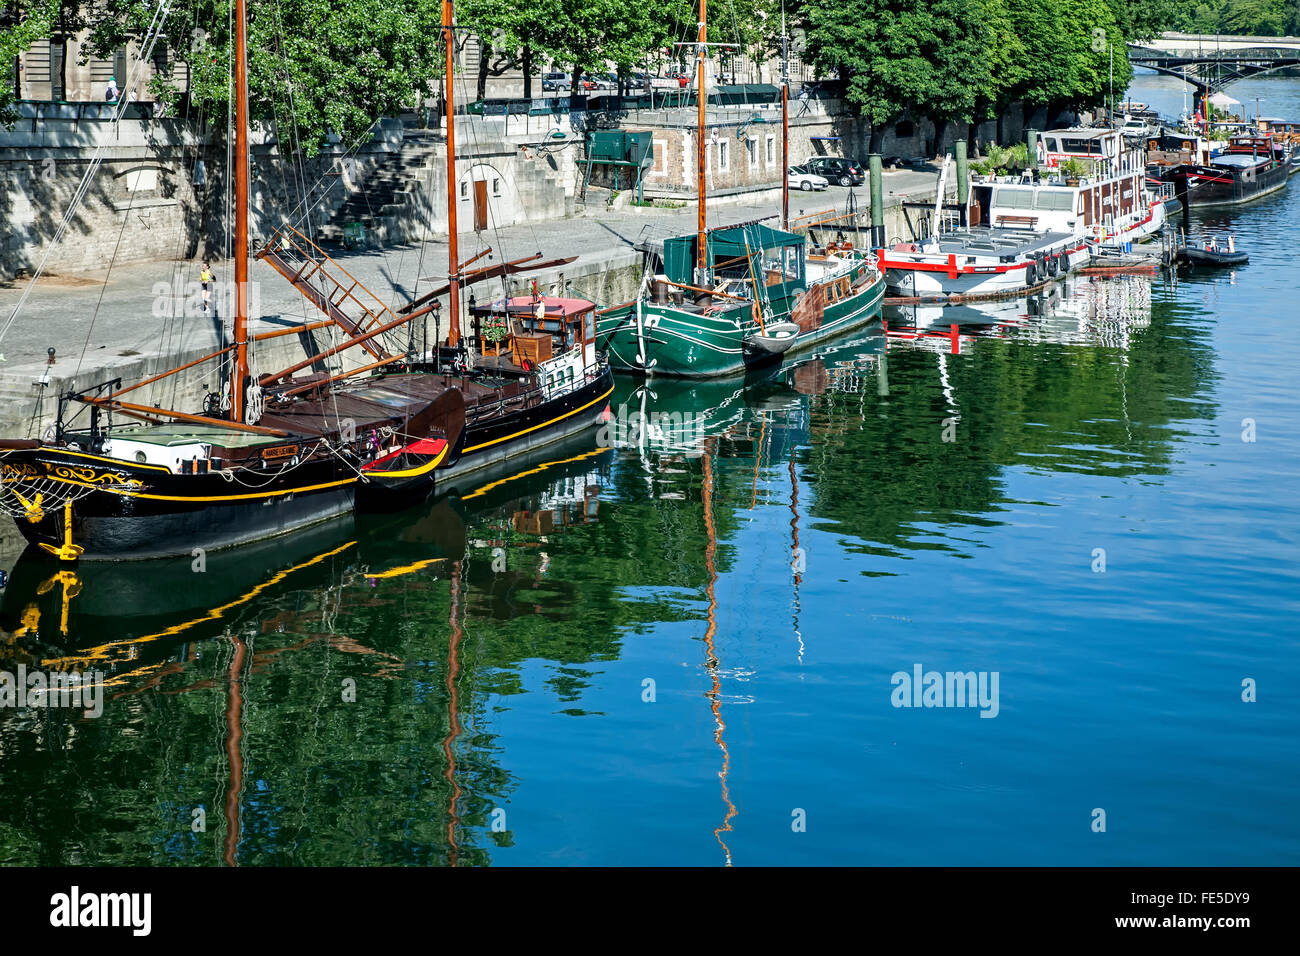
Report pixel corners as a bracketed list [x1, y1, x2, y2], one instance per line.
[1181, 247, 1248, 266]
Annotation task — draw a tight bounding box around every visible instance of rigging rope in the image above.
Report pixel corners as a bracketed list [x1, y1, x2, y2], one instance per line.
[0, 0, 176, 353]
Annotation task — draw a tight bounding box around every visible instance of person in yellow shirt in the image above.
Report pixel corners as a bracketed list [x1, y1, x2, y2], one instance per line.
[200, 262, 213, 313]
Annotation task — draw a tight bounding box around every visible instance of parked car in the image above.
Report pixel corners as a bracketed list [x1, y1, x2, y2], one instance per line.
[787, 165, 829, 191]
[804, 156, 865, 186]
[542, 72, 570, 92]
[883, 155, 931, 171]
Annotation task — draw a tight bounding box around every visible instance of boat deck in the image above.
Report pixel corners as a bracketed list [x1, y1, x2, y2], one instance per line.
[258, 372, 495, 438]
[908, 228, 1077, 258]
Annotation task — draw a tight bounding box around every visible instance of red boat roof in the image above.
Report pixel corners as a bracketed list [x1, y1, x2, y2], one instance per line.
[473, 295, 595, 318]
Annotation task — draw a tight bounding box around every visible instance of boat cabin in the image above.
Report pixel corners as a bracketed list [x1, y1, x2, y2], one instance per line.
[1037, 127, 1143, 178]
[469, 295, 598, 397]
[643, 222, 806, 314]
[974, 127, 1148, 238]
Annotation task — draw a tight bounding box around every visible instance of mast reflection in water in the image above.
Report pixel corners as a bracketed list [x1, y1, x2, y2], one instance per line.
[2, 262, 1295, 865]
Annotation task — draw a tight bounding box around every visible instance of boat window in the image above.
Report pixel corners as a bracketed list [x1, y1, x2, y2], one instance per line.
[993, 187, 1035, 209]
[1061, 137, 1104, 154]
[567, 366, 575, 384]
[1035, 192, 1074, 211]
[584, 310, 594, 341]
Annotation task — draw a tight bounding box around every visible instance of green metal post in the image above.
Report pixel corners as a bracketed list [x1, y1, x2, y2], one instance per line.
[955, 139, 969, 226]
[869, 153, 884, 249]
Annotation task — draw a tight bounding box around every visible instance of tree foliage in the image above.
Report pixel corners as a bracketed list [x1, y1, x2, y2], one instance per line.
[802, 0, 1141, 133]
[1170, 0, 1300, 36]
[5, 0, 447, 152]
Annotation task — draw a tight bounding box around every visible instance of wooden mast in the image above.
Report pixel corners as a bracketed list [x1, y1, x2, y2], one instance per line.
[695, 0, 708, 280]
[443, 0, 461, 348]
[231, 0, 250, 423]
[780, 10, 789, 231]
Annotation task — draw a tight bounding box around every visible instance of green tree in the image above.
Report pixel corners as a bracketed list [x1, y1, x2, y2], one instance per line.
[1004, 0, 1132, 119]
[68, 0, 447, 154]
[802, 0, 1021, 152]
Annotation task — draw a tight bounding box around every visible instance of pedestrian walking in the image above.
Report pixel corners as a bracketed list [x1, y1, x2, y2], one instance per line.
[200, 262, 213, 313]
[105, 77, 119, 103]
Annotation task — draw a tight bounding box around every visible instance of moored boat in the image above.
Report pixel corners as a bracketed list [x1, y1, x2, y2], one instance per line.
[879, 127, 1161, 300]
[595, 1, 884, 378]
[0, 0, 611, 560]
[1162, 133, 1289, 207]
[1181, 246, 1249, 266]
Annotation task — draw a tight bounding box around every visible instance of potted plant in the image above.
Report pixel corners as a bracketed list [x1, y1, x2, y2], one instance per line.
[482, 315, 510, 356]
[1059, 158, 1089, 185]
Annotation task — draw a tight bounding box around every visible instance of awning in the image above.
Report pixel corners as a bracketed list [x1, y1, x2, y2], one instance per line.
[661, 222, 802, 284]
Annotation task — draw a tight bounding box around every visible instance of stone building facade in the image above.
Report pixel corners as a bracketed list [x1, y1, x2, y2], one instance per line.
[15, 31, 182, 103]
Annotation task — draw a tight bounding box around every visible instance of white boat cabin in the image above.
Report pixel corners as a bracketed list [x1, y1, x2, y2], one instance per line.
[974, 127, 1150, 241]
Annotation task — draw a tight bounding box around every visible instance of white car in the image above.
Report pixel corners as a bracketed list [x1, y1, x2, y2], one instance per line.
[787, 166, 828, 191]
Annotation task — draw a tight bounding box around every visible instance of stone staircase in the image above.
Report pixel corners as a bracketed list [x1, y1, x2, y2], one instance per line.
[314, 131, 441, 247]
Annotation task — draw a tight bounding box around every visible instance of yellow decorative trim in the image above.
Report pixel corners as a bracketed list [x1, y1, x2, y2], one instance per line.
[33, 474, 358, 502]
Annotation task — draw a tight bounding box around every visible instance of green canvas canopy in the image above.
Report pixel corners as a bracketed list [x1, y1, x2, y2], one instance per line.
[661, 222, 803, 285]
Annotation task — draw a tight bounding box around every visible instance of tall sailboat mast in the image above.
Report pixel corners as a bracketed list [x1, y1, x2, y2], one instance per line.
[780, 10, 789, 231]
[695, 0, 708, 280]
[231, 0, 250, 423]
[444, 0, 461, 347]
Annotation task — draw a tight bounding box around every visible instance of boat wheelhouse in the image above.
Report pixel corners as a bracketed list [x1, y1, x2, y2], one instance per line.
[1031, 127, 1166, 246]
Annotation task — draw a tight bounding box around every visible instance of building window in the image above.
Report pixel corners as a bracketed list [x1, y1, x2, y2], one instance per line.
[746, 137, 758, 170]
[765, 135, 776, 167]
[460, 181, 468, 199]
[718, 140, 729, 173]
[492, 178, 501, 196]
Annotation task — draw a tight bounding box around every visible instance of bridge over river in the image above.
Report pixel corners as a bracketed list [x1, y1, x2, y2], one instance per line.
[1128, 32, 1300, 100]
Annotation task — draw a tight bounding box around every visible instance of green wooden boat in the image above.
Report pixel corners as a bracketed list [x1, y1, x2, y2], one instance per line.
[597, 223, 885, 378]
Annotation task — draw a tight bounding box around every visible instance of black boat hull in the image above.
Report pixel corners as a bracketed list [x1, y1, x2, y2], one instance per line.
[2, 450, 361, 560]
[1170, 161, 1288, 207]
[436, 364, 615, 490]
[1, 361, 613, 559]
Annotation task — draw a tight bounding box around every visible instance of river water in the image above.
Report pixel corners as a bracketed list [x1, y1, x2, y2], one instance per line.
[1, 74, 1297, 867]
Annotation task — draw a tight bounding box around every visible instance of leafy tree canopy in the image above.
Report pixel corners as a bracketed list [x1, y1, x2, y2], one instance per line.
[5, 0, 448, 153]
